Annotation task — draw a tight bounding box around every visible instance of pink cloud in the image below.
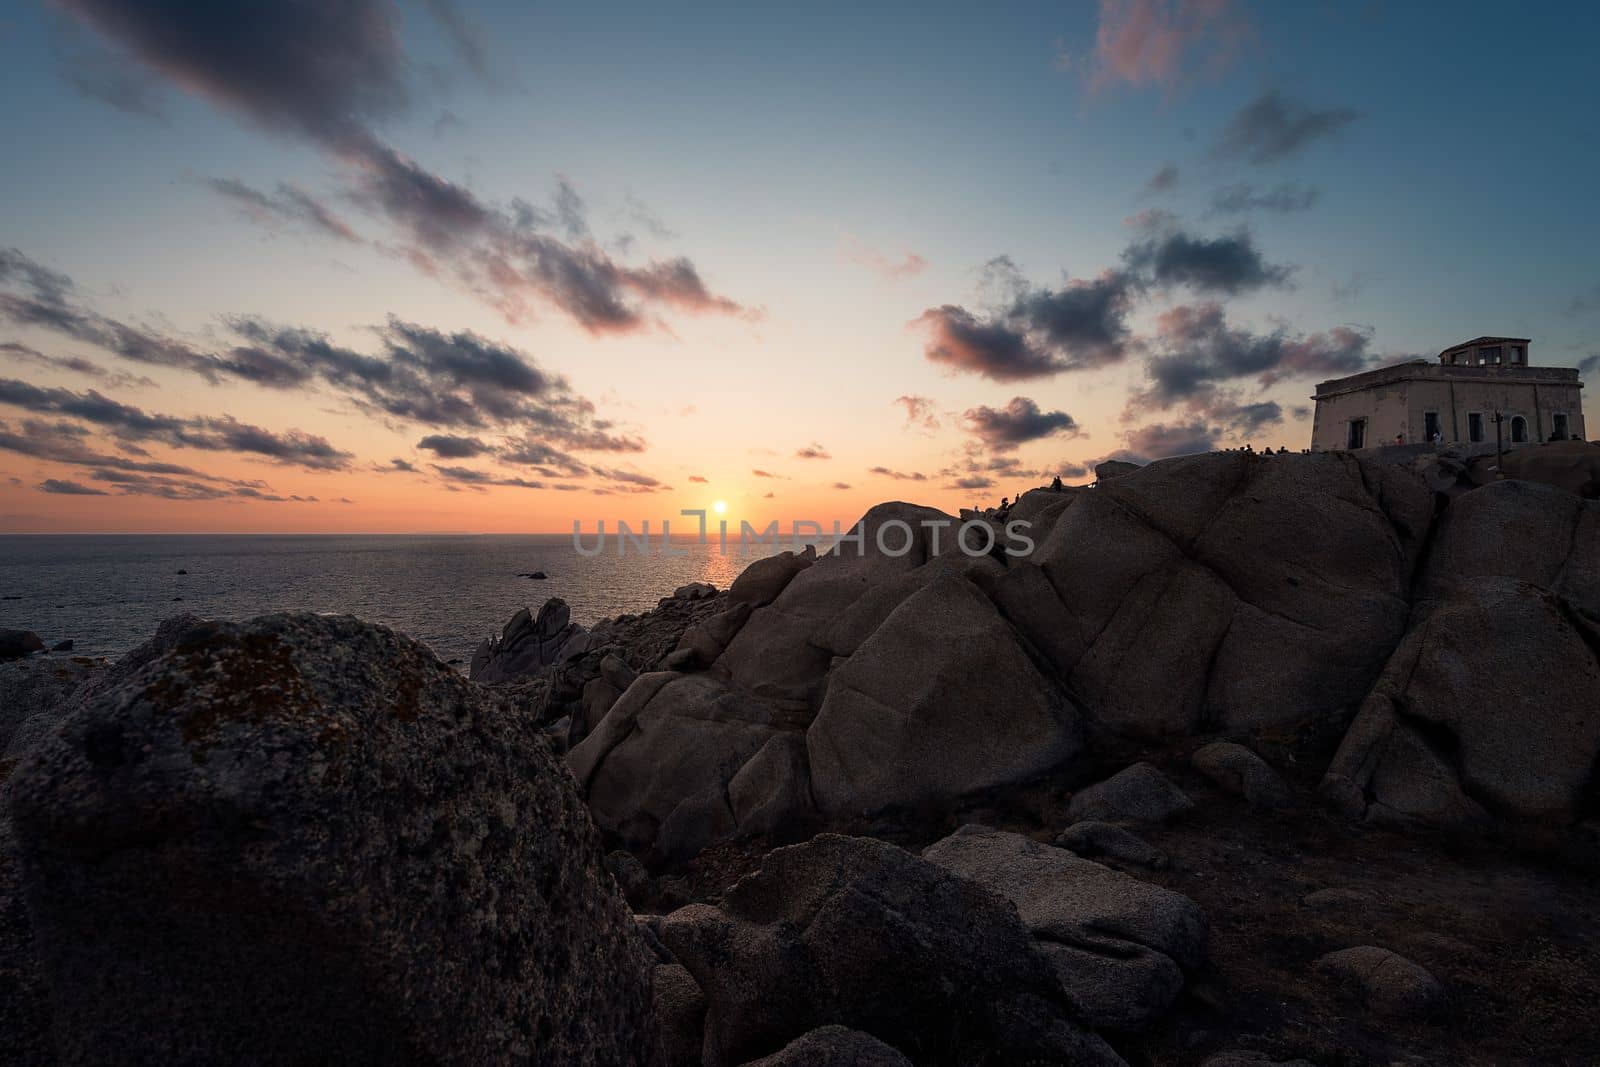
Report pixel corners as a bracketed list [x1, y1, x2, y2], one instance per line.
[1086, 0, 1251, 93]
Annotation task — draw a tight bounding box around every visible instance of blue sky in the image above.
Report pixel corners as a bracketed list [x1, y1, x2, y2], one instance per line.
[0, 1, 1596, 531]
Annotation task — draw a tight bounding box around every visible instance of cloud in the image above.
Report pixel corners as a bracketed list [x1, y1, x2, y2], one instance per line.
[1137, 303, 1374, 406]
[916, 270, 1138, 381]
[894, 395, 942, 432]
[1085, 0, 1252, 92]
[416, 433, 490, 459]
[946, 475, 994, 491]
[1, 341, 155, 389]
[1578, 353, 1599, 375]
[868, 466, 927, 482]
[1567, 286, 1600, 317]
[53, 1, 746, 335]
[430, 464, 544, 490]
[421, 0, 490, 80]
[1122, 227, 1291, 295]
[1142, 162, 1180, 197]
[751, 468, 782, 479]
[962, 397, 1082, 451]
[687, 474, 709, 484]
[384, 457, 418, 472]
[204, 178, 360, 241]
[37, 478, 109, 496]
[831, 482, 851, 490]
[1213, 90, 1362, 164]
[795, 443, 831, 460]
[841, 236, 927, 280]
[0, 377, 353, 469]
[1206, 182, 1319, 216]
[1124, 419, 1220, 460]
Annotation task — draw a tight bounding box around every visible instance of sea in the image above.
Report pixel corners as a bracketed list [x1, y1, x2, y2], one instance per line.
[0, 534, 794, 665]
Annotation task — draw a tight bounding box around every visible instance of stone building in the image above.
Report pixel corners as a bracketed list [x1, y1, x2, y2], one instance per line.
[1311, 336, 1586, 451]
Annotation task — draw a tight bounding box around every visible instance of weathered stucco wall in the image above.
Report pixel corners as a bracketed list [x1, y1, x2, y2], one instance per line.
[1312, 365, 1586, 451]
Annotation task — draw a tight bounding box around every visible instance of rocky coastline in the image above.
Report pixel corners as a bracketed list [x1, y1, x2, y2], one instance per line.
[3, 447, 1599, 1065]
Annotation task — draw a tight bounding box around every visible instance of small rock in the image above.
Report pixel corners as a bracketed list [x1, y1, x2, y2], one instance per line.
[671, 581, 718, 601]
[50, 640, 74, 653]
[738, 1025, 912, 1066]
[1300, 887, 1367, 909]
[662, 648, 698, 671]
[1055, 820, 1169, 869]
[1316, 945, 1444, 1015]
[605, 849, 652, 905]
[1067, 762, 1194, 825]
[176, 569, 187, 575]
[0, 630, 44, 661]
[1191, 741, 1292, 809]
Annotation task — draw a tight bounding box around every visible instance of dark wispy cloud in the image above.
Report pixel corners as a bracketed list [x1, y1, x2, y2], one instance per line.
[1138, 303, 1374, 405]
[751, 468, 782, 479]
[204, 178, 360, 241]
[687, 475, 709, 484]
[894, 395, 941, 432]
[416, 433, 491, 459]
[1578, 353, 1599, 376]
[1213, 90, 1362, 164]
[54, 0, 747, 335]
[916, 270, 1139, 381]
[963, 397, 1081, 451]
[1142, 162, 1180, 197]
[1567, 286, 1600, 317]
[831, 481, 851, 490]
[1124, 419, 1220, 460]
[1122, 227, 1291, 295]
[37, 478, 109, 496]
[917, 223, 1290, 382]
[794, 443, 831, 460]
[421, 0, 491, 80]
[868, 466, 927, 482]
[1206, 182, 1319, 216]
[0, 377, 352, 469]
[1, 341, 155, 389]
[431, 464, 545, 491]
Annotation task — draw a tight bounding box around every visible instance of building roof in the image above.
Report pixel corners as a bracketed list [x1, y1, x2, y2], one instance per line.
[1438, 336, 1531, 357]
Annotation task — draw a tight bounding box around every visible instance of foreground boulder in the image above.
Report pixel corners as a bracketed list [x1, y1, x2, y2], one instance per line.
[1191, 742, 1292, 810]
[0, 630, 44, 661]
[739, 1026, 911, 1066]
[1315, 946, 1444, 1016]
[923, 826, 1207, 1030]
[1067, 762, 1195, 825]
[9, 613, 655, 1065]
[659, 833, 1121, 1067]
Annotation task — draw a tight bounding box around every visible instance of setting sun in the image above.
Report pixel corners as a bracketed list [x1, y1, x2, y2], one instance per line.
[713, 500, 727, 515]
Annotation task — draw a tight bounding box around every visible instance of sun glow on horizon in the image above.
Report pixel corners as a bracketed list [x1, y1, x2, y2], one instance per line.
[712, 500, 727, 515]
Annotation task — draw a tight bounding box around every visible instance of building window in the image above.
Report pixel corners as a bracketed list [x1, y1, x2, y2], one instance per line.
[1553, 413, 1569, 440]
[1510, 345, 1525, 365]
[1347, 418, 1367, 450]
[1468, 412, 1484, 443]
[1511, 415, 1528, 443]
[1423, 411, 1441, 442]
[1480, 346, 1502, 365]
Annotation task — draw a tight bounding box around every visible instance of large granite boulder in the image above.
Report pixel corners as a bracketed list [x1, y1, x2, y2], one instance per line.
[568, 671, 803, 856]
[808, 575, 1082, 815]
[1324, 484, 1600, 827]
[923, 826, 1207, 1029]
[715, 502, 961, 705]
[0, 630, 44, 661]
[469, 597, 584, 684]
[990, 451, 1434, 740]
[1497, 440, 1600, 498]
[1, 657, 105, 762]
[8, 613, 655, 1064]
[727, 546, 815, 609]
[658, 833, 1121, 1067]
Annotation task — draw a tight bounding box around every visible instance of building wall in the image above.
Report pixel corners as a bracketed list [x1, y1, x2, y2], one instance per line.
[1312, 369, 1586, 451]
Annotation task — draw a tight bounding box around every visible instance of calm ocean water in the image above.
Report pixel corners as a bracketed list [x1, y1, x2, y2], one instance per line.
[0, 534, 791, 664]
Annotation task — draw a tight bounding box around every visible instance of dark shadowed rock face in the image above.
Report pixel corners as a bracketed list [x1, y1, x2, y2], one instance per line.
[1324, 483, 1600, 827]
[8, 612, 654, 1066]
[469, 597, 583, 684]
[658, 833, 1121, 1067]
[922, 826, 1208, 1030]
[0, 630, 45, 661]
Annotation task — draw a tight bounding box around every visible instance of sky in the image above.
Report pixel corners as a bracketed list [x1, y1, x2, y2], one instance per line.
[1, 0, 1597, 533]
